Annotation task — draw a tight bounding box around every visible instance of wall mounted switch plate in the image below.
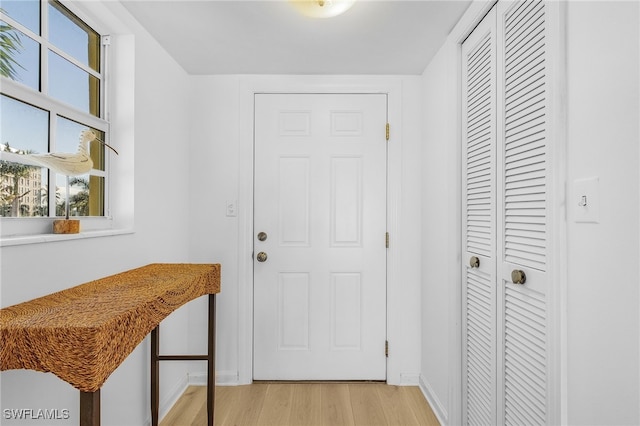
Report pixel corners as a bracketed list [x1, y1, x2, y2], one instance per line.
[226, 201, 237, 217]
[573, 177, 599, 223]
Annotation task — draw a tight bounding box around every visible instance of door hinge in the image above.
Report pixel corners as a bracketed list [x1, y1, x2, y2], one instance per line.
[385, 340, 389, 357]
[385, 123, 390, 141]
[385, 232, 389, 248]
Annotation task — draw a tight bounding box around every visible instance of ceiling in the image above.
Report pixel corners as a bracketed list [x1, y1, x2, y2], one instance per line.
[120, 0, 471, 75]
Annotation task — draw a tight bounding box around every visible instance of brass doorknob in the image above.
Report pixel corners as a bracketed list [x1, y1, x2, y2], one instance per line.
[256, 252, 268, 262]
[469, 256, 480, 268]
[511, 269, 526, 285]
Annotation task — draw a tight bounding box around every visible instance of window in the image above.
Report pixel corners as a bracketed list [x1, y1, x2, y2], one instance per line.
[0, 0, 110, 220]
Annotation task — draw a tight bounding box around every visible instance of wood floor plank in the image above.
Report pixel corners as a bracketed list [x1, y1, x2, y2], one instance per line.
[256, 384, 293, 425]
[320, 384, 355, 426]
[222, 384, 268, 426]
[288, 384, 322, 426]
[160, 385, 205, 426]
[348, 384, 387, 426]
[190, 386, 234, 426]
[191, 402, 208, 426]
[403, 386, 440, 426]
[209, 386, 237, 426]
[376, 385, 421, 426]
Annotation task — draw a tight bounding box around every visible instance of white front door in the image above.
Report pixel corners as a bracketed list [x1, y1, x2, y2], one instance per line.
[253, 93, 387, 380]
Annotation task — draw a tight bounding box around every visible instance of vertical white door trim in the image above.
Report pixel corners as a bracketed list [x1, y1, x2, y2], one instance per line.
[237, 76, 404, 385]
[546, 2, 569, 423]
[451, 1, 566, 425]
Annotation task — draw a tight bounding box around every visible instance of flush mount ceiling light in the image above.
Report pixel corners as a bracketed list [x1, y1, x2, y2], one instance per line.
[290, 0, 356, 18]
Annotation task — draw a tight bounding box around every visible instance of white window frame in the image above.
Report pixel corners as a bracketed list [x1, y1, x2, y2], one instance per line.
[0, 0, 115, 239]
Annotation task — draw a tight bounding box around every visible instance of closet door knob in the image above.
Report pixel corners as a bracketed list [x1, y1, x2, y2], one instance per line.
[469, 256, 480, 268]
[511, 270, 526, 285]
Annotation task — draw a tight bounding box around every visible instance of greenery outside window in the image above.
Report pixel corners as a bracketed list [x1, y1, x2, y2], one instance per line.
[0, 0, 110, 221]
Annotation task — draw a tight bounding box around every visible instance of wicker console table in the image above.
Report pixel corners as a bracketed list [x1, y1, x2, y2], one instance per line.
[0, 263, 221, 426]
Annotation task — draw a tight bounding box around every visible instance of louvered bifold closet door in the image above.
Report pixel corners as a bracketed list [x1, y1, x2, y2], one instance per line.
[461, 6, 497, 426]
[497, 1, 550, 425]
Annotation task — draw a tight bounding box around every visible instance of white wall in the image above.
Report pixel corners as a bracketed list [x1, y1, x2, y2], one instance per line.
[420, 37, 458, 425]
[186, 75, 423, 386]
[565, 2, 639, 424]
[187, 75, 241, 383]
[0, 2, 193, 425]
[420, 1, 640, 425]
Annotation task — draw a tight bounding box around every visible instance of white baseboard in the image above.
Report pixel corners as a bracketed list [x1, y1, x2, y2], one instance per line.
[188, 370, 239, 386]
[399, 373, 421, 386]
[419, 374, 448, 426]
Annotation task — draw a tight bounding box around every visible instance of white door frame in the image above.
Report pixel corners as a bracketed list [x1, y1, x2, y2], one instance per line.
[237, 76, 405, 385]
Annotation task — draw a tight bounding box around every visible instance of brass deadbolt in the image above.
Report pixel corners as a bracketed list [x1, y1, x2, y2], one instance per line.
[257, 232, 267, 242]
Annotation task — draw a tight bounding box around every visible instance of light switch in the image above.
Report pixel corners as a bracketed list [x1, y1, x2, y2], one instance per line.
[226, 201, 237, 217]
[573, 177, 599, 223]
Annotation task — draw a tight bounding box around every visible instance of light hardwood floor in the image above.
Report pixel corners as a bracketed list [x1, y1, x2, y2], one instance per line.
[160, 383, 440, 426]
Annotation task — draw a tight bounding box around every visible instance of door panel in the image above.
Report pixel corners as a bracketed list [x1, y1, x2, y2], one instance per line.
[278, 157, 310, 246]
[462, 6, 498, 425]
[497, 1, 549, 424]
[254, 93, 387, 380]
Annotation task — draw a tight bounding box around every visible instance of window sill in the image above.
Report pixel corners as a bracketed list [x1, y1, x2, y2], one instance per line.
[0, 228, 134, 247]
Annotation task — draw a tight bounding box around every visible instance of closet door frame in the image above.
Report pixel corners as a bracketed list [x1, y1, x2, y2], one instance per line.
[454, 1, 567, 425]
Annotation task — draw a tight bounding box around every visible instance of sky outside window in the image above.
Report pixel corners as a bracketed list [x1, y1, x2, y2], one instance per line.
[1, 1, 40, 35]
[49, 0, 99, 72]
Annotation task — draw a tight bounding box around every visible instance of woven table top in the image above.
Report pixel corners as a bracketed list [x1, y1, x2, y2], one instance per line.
[0, 263, 220, 392]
